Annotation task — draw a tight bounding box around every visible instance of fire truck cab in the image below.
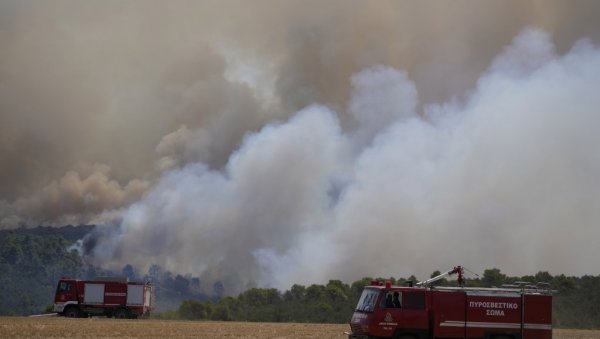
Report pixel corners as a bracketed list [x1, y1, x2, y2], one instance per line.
[348, 267, 552, 339]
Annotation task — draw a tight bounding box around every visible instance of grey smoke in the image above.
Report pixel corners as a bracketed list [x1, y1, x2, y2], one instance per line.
[88, 29, 600, 292]
[1, 1, 600, 293]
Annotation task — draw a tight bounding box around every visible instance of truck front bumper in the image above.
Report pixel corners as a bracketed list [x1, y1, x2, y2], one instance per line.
[53, 301, 78, 313]
[53, 303, 66, 313]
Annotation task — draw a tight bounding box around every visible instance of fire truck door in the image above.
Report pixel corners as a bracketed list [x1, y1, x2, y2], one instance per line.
[375, 291, 401, 337]
[398, 291, 428, 332]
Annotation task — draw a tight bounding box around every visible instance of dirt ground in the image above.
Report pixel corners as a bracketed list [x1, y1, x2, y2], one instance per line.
[0, 317, 598, 338]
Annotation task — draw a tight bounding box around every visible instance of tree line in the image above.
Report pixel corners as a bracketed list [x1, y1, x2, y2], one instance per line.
[0, 226, 215, 314]
[0, 226, 599, 328]
[168, 270, 599, 328]
[0, 228, 82, 315]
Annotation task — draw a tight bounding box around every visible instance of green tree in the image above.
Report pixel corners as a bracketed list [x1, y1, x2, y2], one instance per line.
[325, 280, 348, 302]
[178, 300, 209, 319]
[481, 268, 506, 287]
[0, 230, 82, 315]
[289, 284, 306, 300]
[210, 304, 231, 320]
[306, 284, 325, 300]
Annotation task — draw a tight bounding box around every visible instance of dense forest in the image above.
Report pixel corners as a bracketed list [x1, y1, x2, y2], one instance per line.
[169, 271, 600, 329]
[0, 227, 83, 315]
[0, 226, 214, 313]
[1, 226, 599, 329]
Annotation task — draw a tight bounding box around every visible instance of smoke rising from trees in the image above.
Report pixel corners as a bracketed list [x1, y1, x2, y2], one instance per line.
[1, 1, 600, 293]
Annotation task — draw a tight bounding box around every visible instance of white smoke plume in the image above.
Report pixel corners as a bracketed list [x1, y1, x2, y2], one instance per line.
[2, 1, 600, 293]
[85, 29, 600, 292]
[326, 29, 600, 283]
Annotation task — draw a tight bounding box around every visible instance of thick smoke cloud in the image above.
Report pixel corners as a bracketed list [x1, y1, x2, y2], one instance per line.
[0, 1, 266, 226]
[2, 1, 600, 292]
[87, 106, 347, 292]
[326, 29, 600, 283]
[7, 164, 149, 227]
[86, 29, 600, 292]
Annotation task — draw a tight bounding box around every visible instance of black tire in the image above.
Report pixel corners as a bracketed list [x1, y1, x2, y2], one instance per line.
[114, 308, 129, 319]
[64, 306, 80, 318]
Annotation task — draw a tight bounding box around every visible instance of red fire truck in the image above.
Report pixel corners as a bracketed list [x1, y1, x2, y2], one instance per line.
[53, 277, 153, 318]
[347, 266, 552, 339]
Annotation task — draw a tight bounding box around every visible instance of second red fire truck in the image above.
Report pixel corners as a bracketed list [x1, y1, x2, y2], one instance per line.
[347, 266, 552, 339]
[53, 277, 153, 318]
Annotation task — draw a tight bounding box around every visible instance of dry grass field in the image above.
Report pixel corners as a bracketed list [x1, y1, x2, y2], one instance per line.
[0, 317, 598, 338]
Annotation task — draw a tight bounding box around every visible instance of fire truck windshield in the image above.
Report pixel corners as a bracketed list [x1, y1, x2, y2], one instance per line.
[355, 288, 379, 312]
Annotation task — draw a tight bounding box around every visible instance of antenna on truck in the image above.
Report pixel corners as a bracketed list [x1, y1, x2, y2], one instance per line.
[417, 266, 465, 287]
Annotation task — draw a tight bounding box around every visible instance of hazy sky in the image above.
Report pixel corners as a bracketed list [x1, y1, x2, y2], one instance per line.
[1, 0, 600, 292]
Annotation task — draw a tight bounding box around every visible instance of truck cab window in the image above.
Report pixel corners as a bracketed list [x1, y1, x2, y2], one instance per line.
[393, 291, 401, 308]
[380, 291, 401, 308]
[355, 288, 379, 312]
[381, 292, 393, 308]
[59, 282, 71, 292]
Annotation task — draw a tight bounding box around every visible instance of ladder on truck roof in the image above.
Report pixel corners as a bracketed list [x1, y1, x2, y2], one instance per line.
[416, 266, 553, 295]
[428, 283, 553, 295]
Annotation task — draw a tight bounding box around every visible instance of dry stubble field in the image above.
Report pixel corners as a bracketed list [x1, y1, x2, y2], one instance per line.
[0, 317, 599, 338]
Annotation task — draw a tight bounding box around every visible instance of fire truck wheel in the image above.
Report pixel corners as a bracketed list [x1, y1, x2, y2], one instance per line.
[114, 309, 130, 319]
[64, 306, 80, 318]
